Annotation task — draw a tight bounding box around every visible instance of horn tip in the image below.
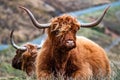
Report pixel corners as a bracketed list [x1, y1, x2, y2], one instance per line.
[19, 6, 24, 9]
[105, 5, 111, 12]
[10, 29, 14, 38]
[19, 6, 27, 11]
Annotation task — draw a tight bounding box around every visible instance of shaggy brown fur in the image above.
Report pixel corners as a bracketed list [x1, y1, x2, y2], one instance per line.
[12, 43, 38, 76]
[36, 14, 111, 80]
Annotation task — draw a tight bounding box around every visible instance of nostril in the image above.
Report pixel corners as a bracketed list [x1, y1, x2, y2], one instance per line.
[66, 40, 74, 46]
[67, 40, 73, 44]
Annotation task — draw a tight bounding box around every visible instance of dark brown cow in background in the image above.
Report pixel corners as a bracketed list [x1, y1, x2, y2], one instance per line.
[20, 6, 111, 80]
[10, 30, 41, 76]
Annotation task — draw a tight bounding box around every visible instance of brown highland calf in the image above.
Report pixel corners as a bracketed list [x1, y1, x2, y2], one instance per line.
[10, 30, 41, 76]
[20, 6, 111, 80]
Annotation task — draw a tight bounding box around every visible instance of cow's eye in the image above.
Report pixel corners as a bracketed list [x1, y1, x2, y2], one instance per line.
[52, 30, 59, 35]
[72, 30, 77, 33]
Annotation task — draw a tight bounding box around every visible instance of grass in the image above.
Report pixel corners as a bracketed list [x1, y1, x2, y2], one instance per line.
[0, 46, 37, 80]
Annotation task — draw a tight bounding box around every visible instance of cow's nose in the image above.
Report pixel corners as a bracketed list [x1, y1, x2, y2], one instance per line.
[66, 40, 75, 47]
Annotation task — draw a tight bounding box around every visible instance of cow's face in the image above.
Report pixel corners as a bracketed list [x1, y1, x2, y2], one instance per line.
[12, 49, 25, 70]
[12, 44, 37, 76]
[48, 15, 80, 51]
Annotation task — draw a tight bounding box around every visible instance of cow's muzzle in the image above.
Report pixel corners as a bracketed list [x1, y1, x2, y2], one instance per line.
[65, 40, 76, 49]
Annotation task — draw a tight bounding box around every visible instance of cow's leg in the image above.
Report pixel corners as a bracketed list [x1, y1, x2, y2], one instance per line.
[37, 70, 52, 80]
[72, 63, 93, 80]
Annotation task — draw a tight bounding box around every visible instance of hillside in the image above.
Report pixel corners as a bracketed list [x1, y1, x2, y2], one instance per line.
[0, 0, 52, 44]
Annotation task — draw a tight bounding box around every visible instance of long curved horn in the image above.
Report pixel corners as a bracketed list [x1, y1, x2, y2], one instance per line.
[81, 5, 110, 28]
[10, 30, 27, 50]
[19, 6, 51, 29]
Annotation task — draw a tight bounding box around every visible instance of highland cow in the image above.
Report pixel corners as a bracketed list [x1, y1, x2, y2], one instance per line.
[20, 6, 111, 79]
[10, 30, 41, 76]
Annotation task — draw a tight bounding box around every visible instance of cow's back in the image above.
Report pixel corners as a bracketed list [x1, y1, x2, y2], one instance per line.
[76, 36, 111, 78]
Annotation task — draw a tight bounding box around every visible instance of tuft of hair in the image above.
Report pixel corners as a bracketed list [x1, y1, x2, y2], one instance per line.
[49, 14, 80, 34]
